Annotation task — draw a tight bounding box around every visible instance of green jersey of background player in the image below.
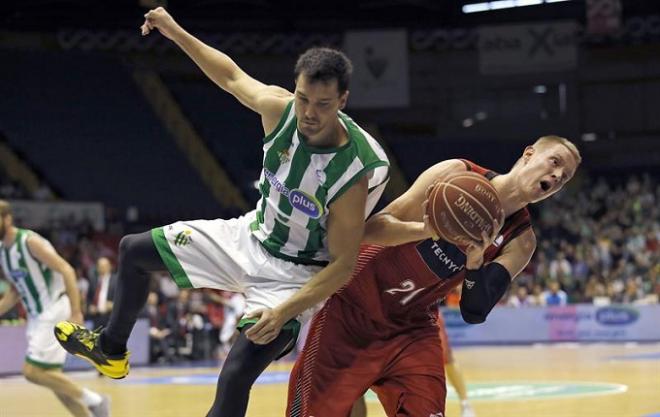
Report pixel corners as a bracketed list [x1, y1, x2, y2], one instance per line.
[0, 200, 110, 417]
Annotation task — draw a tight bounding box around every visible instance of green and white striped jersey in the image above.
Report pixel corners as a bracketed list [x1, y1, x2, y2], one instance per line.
[0, 228, 65, 318]
[251, 100, 390, 265]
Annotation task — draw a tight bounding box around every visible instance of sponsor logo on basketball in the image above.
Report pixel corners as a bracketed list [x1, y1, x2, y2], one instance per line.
[596, 306, 639, 326]
[453, 193, 492, 234]
[289, 189, 323, 219]
[473, 183, 498, 204]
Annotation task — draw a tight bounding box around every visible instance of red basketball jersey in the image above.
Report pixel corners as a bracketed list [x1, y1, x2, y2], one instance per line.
[338, 160, 532, 328]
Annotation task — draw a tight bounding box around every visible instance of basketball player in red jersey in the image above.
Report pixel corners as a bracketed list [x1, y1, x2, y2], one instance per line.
[349, 311, 476, 417]
[286, 135, 581, 417]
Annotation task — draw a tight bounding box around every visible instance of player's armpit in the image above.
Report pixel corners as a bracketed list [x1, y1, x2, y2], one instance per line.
[376, 159, 467, 223]
[491, 228, 537, 279]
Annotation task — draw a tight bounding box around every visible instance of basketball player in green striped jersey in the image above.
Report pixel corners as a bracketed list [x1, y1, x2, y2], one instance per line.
[0, 201, 110, 417]
[54, 6, 389, 417]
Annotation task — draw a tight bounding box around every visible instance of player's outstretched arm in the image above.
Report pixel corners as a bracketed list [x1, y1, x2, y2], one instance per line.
[363, 159, 466, 246]
[245, 177, 368, 345]
[27, 235, 84, 325]
[141, 7, 291, 125]
[459, 228, 536, 324]
[0, 282, 20, 317]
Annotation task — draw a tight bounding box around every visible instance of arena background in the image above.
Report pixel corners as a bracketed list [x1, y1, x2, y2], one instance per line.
[1, 1, 659, 416]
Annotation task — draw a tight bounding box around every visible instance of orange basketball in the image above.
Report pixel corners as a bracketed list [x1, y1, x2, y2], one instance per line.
[426, 172, 504, 245]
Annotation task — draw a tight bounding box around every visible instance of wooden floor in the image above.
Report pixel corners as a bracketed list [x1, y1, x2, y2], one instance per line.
[2, 343, 659, 417]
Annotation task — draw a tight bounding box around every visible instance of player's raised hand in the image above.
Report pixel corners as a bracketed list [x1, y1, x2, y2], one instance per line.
[140, 7, 180, 40]
[244, 308, 286, 345]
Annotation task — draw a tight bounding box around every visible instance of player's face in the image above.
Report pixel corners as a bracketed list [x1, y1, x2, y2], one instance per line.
[294, 73, 348, 145]
[520, 143, 578, 203]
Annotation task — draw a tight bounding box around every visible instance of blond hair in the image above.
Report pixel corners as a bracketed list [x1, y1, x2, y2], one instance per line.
[533, 135, 582, 165]
[0, 200, 11, 218]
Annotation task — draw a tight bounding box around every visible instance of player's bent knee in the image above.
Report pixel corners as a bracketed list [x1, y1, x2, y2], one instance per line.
[22, 363, 43, 384]
[118, 234, 139, 259]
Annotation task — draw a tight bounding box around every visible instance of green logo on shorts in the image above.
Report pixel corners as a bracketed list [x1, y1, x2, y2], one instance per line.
[174, 230, 193, 247]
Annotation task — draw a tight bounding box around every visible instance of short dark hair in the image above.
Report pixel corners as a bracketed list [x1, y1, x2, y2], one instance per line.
[294, 47, 353, 94]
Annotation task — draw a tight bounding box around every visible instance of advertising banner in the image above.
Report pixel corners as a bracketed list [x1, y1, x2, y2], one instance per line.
[478, 21, 578, 75]
[443, 304, 660, 345]
[344, 30, 410, 108]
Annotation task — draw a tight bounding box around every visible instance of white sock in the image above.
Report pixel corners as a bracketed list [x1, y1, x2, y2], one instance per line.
[461, 399, 471, 408]
[80, 388, 102, 407]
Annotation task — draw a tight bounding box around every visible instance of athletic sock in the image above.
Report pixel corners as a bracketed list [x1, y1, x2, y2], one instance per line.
[80, 388, 102, 407]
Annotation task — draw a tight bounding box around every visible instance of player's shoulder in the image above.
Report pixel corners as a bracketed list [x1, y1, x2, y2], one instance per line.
[424, 159, 469, 178]
[259, 85, 293, 104]
[25, 231, 52, 249]
[257, 86, 294, 117]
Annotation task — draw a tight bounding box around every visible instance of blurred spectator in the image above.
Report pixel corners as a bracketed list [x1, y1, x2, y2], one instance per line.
[507, 285, 534, 307]
[504, 173, 660, 306]
[529, 284, 547, 306]
[543, 281, 568, 306]
[87, 257, 116, 328]
[145, 291, 175, 363]
[549, 251, 572, 281]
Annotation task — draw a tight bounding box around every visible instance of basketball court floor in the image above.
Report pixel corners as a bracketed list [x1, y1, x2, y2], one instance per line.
[2, 343, 659, 417]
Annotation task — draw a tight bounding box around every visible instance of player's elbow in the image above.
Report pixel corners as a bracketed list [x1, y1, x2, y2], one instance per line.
[363, 214, 388, 244]
[460, 306, 486, 324]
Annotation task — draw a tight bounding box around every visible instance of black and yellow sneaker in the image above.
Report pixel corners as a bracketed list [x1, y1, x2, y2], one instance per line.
[54, 321, 130, 379]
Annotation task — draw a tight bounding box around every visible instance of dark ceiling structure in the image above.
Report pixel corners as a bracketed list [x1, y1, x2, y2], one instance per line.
[1, 0, 658, 32]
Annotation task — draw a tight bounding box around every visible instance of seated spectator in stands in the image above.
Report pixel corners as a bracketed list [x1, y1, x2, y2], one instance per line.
[543, 280, 568, 306]
[549, 251, 572, 281]
[621, 279, 643, 304]
[145, 291, 175, 363]
[87, 257, 116, 328]
[507, 285, 534, 307]
[529, 284, 547, 306]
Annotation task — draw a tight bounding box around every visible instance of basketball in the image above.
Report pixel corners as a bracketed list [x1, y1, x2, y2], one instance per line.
[426, 171, 505, 245]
